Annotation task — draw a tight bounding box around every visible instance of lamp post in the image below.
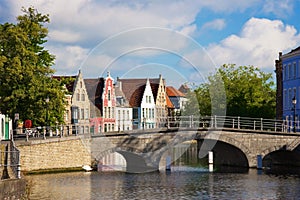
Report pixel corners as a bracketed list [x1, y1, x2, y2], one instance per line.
[292, 96, 297, 133]
[45, 96, 49, 135]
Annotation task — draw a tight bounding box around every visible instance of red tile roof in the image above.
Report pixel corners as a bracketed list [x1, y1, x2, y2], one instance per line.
[117, 78, 161, 105]
[166, 86, 185, 97]
[166, 94, 174, 108]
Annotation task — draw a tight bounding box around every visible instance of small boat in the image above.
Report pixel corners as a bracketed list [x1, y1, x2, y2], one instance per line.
[82, 165, 93, 172]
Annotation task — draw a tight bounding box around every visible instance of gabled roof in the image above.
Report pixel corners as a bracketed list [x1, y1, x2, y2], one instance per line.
[117, 78, 161, 103]
[166, 94, 174, 108]
[52, 75, 77, 93]
[289, 46, 300, 54]
[178, 84, 189, 94]
[114, 82, 130, 107]
[84, 78, 104, 110]
[129, 84, 146, 107]
[166, 86, 185, 97]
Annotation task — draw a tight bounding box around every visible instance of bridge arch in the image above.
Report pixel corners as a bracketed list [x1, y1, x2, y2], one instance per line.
[195, 132, 251, 167]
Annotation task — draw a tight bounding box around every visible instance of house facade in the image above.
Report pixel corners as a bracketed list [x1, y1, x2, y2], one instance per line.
[150, 75, 168, 127]
[115, 81, 132, 131]
[52, 71, 90, 135]
[71, 70, 90, 134]
[0, 114, 12, 140]
[166, 86, 187, 116]
[102, 72, 116, 132]
[85, 72, 116, 133]
[276, 46, 300, 129]
[118, 78, 156, 129]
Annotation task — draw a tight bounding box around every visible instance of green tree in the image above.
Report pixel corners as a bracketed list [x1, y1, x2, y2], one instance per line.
[0, 7, 67, 127]
[185, 64, 276, 119]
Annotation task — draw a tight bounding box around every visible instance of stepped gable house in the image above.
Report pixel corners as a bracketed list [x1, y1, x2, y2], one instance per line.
[84, 72, 116, 133]
[52, 70, 90, 135]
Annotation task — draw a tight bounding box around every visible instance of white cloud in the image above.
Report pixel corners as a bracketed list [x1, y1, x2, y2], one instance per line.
[47, 45, 90, 75]
[263, 0, 294, 18]
[205, 18, 300, 71]
[201, 19, 226, 31]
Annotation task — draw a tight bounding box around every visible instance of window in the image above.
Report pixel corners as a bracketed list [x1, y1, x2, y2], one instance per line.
[85, 126, 89, 134]
[289, 88, 292, 108]
[149, 96, 151, 103]
[112, 124, 115, 131]
[108, 90, 111, 101]
[76, 92, 80, 101]
[81, 93, 85, 101]
[85, 109, 89, 119]
[142, 108, 145, 118]
[289, 63, 292, 79]
[127, 110, 129, 120]
[81, 109, 84, 119]
[294, 62, 297, 79]
[283, 65, 286, 80]
[283, 89, 287, 110]
[104, 107, 107, 118]
[108, 107, 111, 118]
[80, 81, 83, 88]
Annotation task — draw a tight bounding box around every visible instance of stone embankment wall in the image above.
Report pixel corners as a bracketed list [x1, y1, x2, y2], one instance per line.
[16, 136, 91, 172]
[0, 179, 26, 199]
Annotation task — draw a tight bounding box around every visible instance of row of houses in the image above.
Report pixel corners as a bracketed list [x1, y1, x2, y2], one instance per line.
[55, 70, 188, 134]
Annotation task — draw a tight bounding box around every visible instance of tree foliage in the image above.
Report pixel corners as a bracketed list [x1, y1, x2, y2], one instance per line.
[0, 7, 67, 126]
[184, 64, 276, 119]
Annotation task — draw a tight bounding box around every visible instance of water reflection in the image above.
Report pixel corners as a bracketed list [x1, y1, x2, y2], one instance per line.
[26, 169, 300, 200]
[25, 142, 300, 199]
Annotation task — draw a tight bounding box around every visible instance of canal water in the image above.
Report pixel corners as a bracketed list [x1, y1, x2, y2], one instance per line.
[26, 168, 300, 199]
[25, 143, 300, 199]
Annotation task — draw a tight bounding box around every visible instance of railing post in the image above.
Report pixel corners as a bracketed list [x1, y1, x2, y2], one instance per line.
[254, 121, 256, 130]
[232, 119, 235, 129]
[211, 116, 214, 128]
[261, 118, 263, 131]
[275, 122, 277, 132]
[238, 117, 240, 129]
[214, 115, 217, 128]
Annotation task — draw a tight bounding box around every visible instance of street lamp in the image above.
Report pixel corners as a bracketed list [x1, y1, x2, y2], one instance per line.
[45, 96, 49, 135]
[292, 96, 297, 133]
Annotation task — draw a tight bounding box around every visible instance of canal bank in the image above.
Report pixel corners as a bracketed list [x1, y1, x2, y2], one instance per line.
[0, 178, 27, 199]
[15, 136, 92, 173]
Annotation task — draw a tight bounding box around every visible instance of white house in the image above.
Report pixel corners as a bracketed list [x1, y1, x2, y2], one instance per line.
[0, 114, 12, 140]
[140, 79, 156, 129]
[114, 81, 133, 131]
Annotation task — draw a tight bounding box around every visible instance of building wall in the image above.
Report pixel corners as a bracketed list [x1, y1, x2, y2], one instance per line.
[281, 50, 300, 125]
[115, 107, 132, 131]
[140, 79, 156, 129]
[155, 75, 167, 127]
[72, 71, 90, 134]
[102, 72, 116, 132]
[0, 114, 12, 140]
[275, 52, 283, 120]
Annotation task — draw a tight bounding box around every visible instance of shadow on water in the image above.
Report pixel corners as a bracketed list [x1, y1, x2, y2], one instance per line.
[263, 165, 300, 177]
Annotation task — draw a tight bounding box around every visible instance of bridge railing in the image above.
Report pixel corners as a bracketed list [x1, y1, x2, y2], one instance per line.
[165, 115, 289, 133]
[12, 115, 296, 142]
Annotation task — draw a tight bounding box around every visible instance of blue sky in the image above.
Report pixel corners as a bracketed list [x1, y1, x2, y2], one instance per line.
[1, 0, 300, 88]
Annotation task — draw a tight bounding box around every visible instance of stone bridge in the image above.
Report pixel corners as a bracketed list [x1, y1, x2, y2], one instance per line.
[91, 127, 300, 173]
